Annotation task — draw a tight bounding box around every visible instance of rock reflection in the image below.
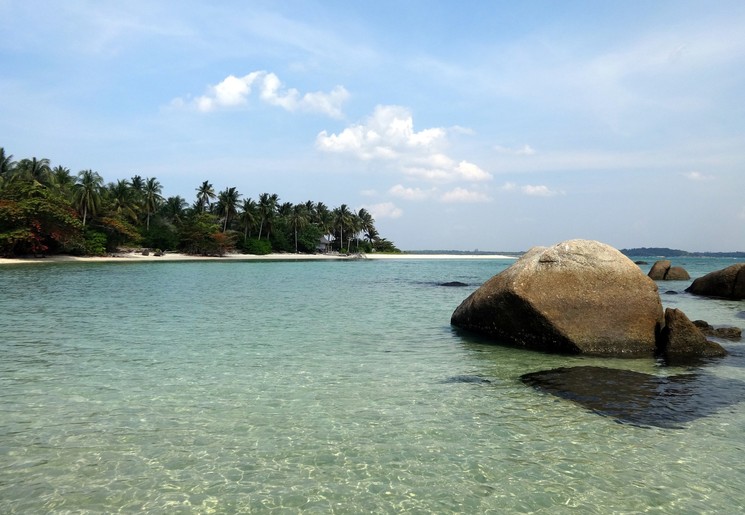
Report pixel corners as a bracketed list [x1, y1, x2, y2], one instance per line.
[521, 366, 745, 428]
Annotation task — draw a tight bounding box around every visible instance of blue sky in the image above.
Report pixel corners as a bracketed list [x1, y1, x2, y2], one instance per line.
[2, 0, 744, 251]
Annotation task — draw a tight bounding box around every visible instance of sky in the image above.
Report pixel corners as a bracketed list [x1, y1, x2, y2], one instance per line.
[1, 0, 744, 252]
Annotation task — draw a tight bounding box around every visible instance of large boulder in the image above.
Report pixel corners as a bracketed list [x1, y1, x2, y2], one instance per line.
[685, 263, 745, 300]
[647, 260, 690, 280]
[451, 239, 664, 356]
[659, 308, 727, 358]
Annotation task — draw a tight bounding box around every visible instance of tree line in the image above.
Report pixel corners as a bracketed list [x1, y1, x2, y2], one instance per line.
[0, 147, 399, 257]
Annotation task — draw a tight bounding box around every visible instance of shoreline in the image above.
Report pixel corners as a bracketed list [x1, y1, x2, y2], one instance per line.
[0, 252, 518, 266]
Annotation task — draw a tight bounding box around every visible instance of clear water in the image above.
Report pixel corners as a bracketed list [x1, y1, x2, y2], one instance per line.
[1, 257, 744, 513]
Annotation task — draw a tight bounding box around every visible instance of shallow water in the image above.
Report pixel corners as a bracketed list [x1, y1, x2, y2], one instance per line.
[1, 257, 744, 513]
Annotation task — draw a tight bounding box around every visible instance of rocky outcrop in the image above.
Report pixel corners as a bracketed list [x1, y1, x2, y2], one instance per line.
[647, 260, 690, 280]
[658, 308, 727, 358]
[451, 240, 664, 356]
[693, 320, 742, 341]
[685, 263, 745, 300]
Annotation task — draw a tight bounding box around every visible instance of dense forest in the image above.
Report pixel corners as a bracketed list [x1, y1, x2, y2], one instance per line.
[0, 147, 399, 258]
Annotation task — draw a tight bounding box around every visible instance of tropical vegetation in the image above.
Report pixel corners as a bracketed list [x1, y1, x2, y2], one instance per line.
[0, 147, 399, 257]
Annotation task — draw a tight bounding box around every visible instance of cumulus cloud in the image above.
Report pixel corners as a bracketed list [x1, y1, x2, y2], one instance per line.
[174, 71, 349, 118]
[389, 184, 431, 200]
[363, 202, 403, 219]
[440, 187, 491, 203]
[501, 182, 563, 196]
[317, 105, 491, 183]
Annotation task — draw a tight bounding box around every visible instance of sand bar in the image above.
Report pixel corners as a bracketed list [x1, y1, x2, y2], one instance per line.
[0, 252, 517, 266]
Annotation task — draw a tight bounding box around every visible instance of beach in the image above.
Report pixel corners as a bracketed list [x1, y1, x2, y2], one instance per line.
[0, 251, 517, 265]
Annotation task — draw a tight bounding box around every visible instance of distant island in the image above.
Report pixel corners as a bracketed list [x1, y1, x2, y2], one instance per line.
[621, 247, 745, 258]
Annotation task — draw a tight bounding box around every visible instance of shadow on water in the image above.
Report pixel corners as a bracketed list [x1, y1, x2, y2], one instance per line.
[521, 366, 745, 429]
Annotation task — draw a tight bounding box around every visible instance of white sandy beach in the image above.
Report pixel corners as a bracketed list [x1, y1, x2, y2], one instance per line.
[0, 251, 517, 265]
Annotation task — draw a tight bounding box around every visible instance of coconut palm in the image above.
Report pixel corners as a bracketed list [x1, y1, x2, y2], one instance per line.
[160, 196, 188, 226]
[16, 157, 52, 186]
[315, 202, 333, 251]
[289, 203, 309, 252]
[195, 180, 216, 213]
[333, 204, 352, 252]
[257, 192, 279, 240]
[107, 179, 139, 222]
[0, 148, 16, 178]
[239, 198, 259, 241]
[143, 177, 163, 231]
[73, 169, 104, 226]
[50, 166, 74, 195]
[216, 186, 241, 232]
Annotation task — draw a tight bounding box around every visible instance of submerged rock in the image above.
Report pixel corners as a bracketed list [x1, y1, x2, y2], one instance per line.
[521, 366, 745, 428]
[685, 263, 745, 300]
[648, 260, 690, 280]
[440, 281, 469, 287]
[451, 239, 663, 356]
[442, 375, 492, 384]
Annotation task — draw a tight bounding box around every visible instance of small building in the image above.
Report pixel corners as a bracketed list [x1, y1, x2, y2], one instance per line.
[316, 236, 332, 253]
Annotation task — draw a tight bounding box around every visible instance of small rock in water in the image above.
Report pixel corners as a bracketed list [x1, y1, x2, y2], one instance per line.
[440, 281, 469, 287]
[664, 290, 678, 295]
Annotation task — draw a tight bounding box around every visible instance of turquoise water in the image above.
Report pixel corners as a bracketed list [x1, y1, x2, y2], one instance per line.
[1, 257, 744, 513]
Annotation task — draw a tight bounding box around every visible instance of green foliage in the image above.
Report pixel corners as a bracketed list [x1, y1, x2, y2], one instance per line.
[240, 237, 272, 255]
[141, 222, 179, 251]
[178, 212, 234, 255]
[0, 180, 83, 256]
[297, 225, 323, 253]
[83, 229, 108, 256]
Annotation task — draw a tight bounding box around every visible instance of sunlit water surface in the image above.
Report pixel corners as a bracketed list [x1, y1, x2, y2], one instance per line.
[1, 257, 744, 513]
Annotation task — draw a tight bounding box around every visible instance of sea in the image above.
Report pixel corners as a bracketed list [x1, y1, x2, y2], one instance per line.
[1, 256, 744, 513]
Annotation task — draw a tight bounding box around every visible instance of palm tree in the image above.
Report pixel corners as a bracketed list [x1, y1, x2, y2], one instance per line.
[161, 196, 188, 225]
[333, 204, 352, 252]
[0, 148, 16, 178]
[257, 192, 279, 240]
[216, 186, 241, 232]
[16, 157, 51, 186]
[289, 203, 308, 253]
[358, 208, 377, 248]
[143, 177, 163, 231]
[348, 211, 362, 251]
[73, 169, 104, 226]
[315, 202, 333, 252]
[239, 198, 259, 241]
[107, 179, 138, 222]
[50, 166, 74, 195]
[195, 180, 216, 213]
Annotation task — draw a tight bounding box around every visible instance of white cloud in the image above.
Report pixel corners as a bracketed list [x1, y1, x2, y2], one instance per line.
[363, 202, 403, 219]
[175, 71, 348, 118]
[456, 160, 491, 181]
[440, 187, 491, 203]
[317, 105, 446, 159]
[317, 105, 491, 183]
[389, 184, 431, 200]
[684, 170, 714, 181]
[494, 144, 536, 156]
[501, 182, 563, 196]
[522, 184, 560, 197]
